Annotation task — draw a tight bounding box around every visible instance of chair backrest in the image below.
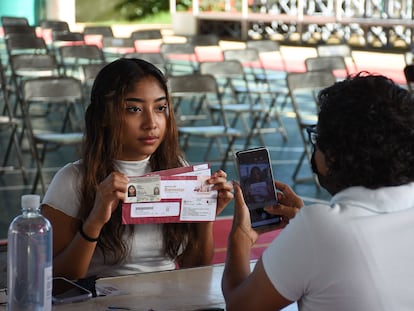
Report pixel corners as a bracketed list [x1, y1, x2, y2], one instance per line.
[160, 43, 196, 74]
[316, 44, 357, 72]
[160, 42, 195, 55]
[403, 64, 414, 92]
[286, 71, 336, 126]
[168, 73, 231, 127]
[102, 37, 135, 49]
[22, 77, 83, 103]
[246, 40, 286, 71]
[305, 55, 349, 77]
[130, 29, 163, 40]
[10, 54, 59, 77]
[40, 20, 70, 32]
[52, 31, 84, 43]
[5, 34, 48, 56]
[59, 44, 104, 64]
[169, 73, 218, 95]
[246, 40, 282, 53]
[224, 48, 261, 63]
[1, 16, 29, 26]
[188, 34, 220, 46]
[2, 24, 36, 38]
[199, 60, 248, 101]
[83, 26, 113, 37]
[199, 59, 245, 78]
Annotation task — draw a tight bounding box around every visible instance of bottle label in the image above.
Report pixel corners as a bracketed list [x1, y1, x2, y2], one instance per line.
[44, 266, 53, 311]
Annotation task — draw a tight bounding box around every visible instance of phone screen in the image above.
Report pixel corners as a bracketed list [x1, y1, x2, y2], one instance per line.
[235, 147, 281, 228]
[52, 277, 92, 304]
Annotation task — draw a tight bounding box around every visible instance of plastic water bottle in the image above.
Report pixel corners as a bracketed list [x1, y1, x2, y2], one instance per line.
[7, 195, 53, 311]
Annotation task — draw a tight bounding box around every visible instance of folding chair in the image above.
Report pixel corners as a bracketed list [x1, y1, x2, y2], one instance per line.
[168, 74, 242, 168]
[160, 42, 197, 75]
[305, 55, 349, 80]
[316, 43, 358, 73]
[207, 55, 288, 146]
[39, 20, 71, 45]
[80, 63, 107, 105]
[245, 40, 290, 110]
[5, 34, 49, 58]
[9, 53, 59, 115]
[190, 34, 224, 63]
[58, 44, 105, 78]
[0, 59, 27, 183]
[83, 25, 114, 48]
[246, 39, 287, 73]
[130, 29, 163, 53]
[20, 76, 84, 194]
[1, 16, 30, 27]
[51, 31, 85, 48]
[102, 37, 136, 62]
[286, 71, 336, 186]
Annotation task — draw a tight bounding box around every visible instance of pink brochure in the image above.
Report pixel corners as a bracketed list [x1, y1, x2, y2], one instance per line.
[122, 163, 217, 224]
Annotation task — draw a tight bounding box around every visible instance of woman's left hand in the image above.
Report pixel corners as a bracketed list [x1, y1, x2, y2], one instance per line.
[208, 170, 233, 216]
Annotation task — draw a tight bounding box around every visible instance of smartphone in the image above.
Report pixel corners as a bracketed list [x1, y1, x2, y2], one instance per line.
[234, 147, 281, 228]
[52, 277, 92, 304]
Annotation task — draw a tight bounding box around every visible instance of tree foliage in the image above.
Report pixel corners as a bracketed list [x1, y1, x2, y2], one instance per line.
[115, 0, 191, 21]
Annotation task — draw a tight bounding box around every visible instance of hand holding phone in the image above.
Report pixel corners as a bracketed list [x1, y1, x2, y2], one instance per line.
[234, 147, 281, 229]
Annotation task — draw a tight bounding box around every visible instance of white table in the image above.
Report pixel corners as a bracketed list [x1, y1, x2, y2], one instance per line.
[0, 262, 298, 311]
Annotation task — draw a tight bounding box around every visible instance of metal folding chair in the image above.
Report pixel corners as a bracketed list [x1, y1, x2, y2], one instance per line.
[169, 74, 242, 169]
[21, 76, 84, 194]
[316, 43, 358, 73]
[305, 55, 349, 80]
[130, 29, 163, 53]
[201, 58, 288, 147]
[0, 59, 27, 183]
[160, 42, 197, 75]
[102, 37, 136, 62]
[58, 44, 105, 77]
[286, 71, 336, 186]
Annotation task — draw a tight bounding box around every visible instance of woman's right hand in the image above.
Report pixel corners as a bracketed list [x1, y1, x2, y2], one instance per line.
[87, 172, 129, 227]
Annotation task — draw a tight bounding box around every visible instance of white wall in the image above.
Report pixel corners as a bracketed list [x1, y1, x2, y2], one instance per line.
[45, 0, 76, 27]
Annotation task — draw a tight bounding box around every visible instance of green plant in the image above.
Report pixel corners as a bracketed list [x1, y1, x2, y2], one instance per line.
[115, 0, 191, 21]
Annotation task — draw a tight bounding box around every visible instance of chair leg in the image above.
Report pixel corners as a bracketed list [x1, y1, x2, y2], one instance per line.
[31, 144, 47, 195]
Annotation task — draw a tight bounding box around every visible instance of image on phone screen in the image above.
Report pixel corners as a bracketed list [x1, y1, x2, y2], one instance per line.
[235, 147, 281, 228]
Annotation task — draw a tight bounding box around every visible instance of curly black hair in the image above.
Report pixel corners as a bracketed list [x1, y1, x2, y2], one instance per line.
[316, 72, 414, 190]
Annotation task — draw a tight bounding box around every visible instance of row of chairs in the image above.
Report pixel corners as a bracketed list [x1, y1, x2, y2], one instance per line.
[0, 17, 358, 191]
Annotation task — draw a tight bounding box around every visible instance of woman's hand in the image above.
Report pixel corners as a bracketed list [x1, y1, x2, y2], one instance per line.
[87, 172, 129, 227]
[208, 170, 234, 216]
[263, 180, 303, 229]
[231, 181, 259, 244]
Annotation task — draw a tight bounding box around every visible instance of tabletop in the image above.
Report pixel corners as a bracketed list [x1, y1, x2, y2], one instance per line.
[1, 262, 298, 311]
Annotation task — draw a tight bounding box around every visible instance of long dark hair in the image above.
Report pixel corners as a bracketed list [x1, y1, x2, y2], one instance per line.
[81, 58, 196, 264]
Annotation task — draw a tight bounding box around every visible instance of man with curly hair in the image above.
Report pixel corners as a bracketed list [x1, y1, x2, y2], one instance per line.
[223, 73, 414, 310]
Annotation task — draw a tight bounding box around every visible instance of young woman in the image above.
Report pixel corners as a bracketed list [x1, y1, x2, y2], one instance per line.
[41, 58, 233, 279]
